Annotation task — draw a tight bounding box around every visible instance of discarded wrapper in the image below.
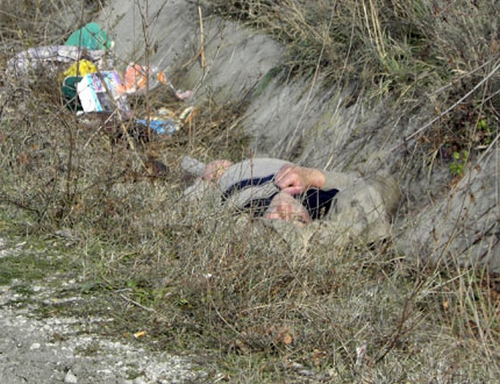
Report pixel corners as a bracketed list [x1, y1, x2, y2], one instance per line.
[121, 63, 167, 95]
[121, 63, 194, 101]
[135, 106, 197, 136]
[179, 106, 197, 125]
[175, 90, 194, 101]
[136, 119, 179, 135]
[77, 71, 131, 118]
[62, 59, 97, 79]
[6, 46, 112, 78]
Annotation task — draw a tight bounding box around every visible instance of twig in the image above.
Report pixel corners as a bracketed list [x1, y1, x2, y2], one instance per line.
[183, 6, 206, 69]
[119, 293, 156, 312]
[198, 6, 206, 68]
[116, 111, 137, 151]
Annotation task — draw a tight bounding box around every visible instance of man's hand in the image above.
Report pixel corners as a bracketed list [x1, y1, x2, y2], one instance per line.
[274, 164, 325, 195]
[203, 160, 233, 181]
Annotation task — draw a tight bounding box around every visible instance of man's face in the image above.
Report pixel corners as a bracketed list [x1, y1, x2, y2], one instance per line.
[264, 192, 311, 226]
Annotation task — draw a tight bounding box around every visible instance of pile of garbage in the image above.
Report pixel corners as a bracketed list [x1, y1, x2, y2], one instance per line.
[6, 22, 195, 139]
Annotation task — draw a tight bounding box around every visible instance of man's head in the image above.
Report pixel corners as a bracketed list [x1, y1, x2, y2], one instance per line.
[264, 192, 311, 226]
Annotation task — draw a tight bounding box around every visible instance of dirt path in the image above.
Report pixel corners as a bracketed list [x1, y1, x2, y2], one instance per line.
[0, 239, 206, 384]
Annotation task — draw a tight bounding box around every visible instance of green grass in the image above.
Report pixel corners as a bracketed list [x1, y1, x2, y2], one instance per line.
[0, 253, 63, 285]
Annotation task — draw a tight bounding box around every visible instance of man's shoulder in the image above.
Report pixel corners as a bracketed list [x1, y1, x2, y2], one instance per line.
[223, 158, 291, 181]
[237, 158, 291, 169]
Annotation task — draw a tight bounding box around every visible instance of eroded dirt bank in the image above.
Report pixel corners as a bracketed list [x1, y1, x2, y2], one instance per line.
[100, 0, 499, 270]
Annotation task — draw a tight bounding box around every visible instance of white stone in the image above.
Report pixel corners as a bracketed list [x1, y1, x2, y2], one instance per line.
[64, 370, 78, 384]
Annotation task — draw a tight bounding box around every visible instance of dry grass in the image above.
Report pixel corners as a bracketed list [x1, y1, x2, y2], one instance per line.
[212, 1, 499, 93]
[213, 0, 500, 165]
[1, 0, 500, 382]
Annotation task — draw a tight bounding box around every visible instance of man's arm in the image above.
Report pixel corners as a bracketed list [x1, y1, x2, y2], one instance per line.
[273, 165, 326, 195]
[321, 170, 358, 190]
[274, 165, 358, 194]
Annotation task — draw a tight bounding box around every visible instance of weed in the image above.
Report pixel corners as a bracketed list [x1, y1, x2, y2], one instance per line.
[0, 252, 66, 286]
[449, 149, 469, 177]
[75, 341, 102, 356]
[11, 284, 35, 297]
[125, 367, 143, 380]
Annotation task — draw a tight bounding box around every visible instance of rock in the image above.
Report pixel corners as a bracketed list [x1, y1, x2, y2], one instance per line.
[64, 369, 78, 384]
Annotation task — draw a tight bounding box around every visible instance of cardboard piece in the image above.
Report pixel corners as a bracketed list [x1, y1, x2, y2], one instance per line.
[77, 71, 131, 116]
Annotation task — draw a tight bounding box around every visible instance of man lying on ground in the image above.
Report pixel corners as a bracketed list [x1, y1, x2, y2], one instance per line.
[181, 156, 401, 246]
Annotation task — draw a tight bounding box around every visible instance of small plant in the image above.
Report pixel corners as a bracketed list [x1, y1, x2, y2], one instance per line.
[12, 284, 34, 297]
[75, 341, 101, 356]
[449, 149, 469, 177]
[477, 118, 495, 147]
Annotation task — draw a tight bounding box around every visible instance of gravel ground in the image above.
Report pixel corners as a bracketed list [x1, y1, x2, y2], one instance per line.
[0, 238, 208, 384]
